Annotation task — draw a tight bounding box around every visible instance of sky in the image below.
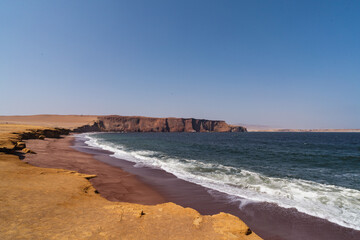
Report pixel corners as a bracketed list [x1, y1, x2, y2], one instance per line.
[1, 0, 359, 129]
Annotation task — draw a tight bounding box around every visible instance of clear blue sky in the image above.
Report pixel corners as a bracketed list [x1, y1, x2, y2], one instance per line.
[1, 0, 359, 128]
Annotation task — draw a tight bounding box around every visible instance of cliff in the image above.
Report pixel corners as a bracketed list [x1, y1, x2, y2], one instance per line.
[74, 115, 247, 133]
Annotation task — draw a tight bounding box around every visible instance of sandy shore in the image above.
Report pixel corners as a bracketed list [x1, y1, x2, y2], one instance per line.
[21, 132, 360, 240]
[24, 135, 165, 205]
[0, 124, 261, 240]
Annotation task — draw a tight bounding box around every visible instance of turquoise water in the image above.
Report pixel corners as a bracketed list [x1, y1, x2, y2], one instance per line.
[83, 132, 360, 230]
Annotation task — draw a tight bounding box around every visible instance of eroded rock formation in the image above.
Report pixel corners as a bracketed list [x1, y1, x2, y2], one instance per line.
[0, 127, 70, 153]
[73, 115, 247, 133]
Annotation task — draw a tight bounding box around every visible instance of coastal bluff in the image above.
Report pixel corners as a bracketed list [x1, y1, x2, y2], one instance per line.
[0, 115, 247, 133]
[74, 115, 247, 133]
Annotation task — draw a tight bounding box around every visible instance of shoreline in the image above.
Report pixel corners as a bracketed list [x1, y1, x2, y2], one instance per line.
[0, 124, 262, 239]
[70, 133, 360, 240]
[24, 135, 166, 205]
[1, 123, 358, 239]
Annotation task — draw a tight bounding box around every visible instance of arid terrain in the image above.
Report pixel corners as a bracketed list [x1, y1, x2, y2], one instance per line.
[0, 116, 261, 240]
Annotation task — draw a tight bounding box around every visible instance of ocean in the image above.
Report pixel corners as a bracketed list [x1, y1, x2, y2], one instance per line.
[82, 132, 360, 231]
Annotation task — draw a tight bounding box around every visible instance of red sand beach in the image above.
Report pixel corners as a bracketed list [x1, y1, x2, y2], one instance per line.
[24, 134, 360, 240]
[0, 124, 262, 239]
[24, 136, 165, 205]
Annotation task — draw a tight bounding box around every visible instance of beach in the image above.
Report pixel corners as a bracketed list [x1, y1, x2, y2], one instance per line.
[25, 133, 360, 240]
[0, 122, 261, 240]
[1, 115, 359, 240]
[24, 136, 165, 205]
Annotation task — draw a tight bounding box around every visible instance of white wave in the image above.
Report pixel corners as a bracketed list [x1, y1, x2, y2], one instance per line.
[81, 133, 360, 230]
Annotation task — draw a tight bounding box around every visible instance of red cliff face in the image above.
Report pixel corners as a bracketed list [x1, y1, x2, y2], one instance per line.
[74, 116, 247, 133]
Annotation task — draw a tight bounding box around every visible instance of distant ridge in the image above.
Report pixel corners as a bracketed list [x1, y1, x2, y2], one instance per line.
[74, 115, 247, 133]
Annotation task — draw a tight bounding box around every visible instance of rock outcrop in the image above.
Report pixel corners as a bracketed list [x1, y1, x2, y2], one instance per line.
[0, 127, 70, 153]
[74, 115, 247, 133]
[19, 128, 70, 140]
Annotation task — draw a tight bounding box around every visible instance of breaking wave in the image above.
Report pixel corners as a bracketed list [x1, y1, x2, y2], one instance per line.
[81, 133, 360, 230]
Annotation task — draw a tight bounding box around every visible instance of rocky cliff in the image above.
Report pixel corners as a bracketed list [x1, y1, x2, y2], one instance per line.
[73, 115, 247, 133]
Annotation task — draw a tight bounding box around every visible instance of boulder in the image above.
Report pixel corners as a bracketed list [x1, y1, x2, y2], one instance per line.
[15, 141, 26, 149]
[38, 135, 46, 140]
[22, 148, 36, 154]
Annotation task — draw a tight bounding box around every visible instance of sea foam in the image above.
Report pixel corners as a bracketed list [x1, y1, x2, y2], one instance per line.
[81, 133, 360, 230]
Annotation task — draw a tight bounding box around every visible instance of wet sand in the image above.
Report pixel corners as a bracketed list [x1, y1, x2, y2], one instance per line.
[25, 134, 360, 240]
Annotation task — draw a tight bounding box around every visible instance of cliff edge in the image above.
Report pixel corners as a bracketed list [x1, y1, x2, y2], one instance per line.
[74, 115, 247, 133]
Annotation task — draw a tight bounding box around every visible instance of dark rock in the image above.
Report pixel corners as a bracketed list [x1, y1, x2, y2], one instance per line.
[245, 228, 252, 235]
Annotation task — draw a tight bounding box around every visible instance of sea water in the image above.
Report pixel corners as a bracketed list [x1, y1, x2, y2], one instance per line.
[82, 132, 360, 230]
